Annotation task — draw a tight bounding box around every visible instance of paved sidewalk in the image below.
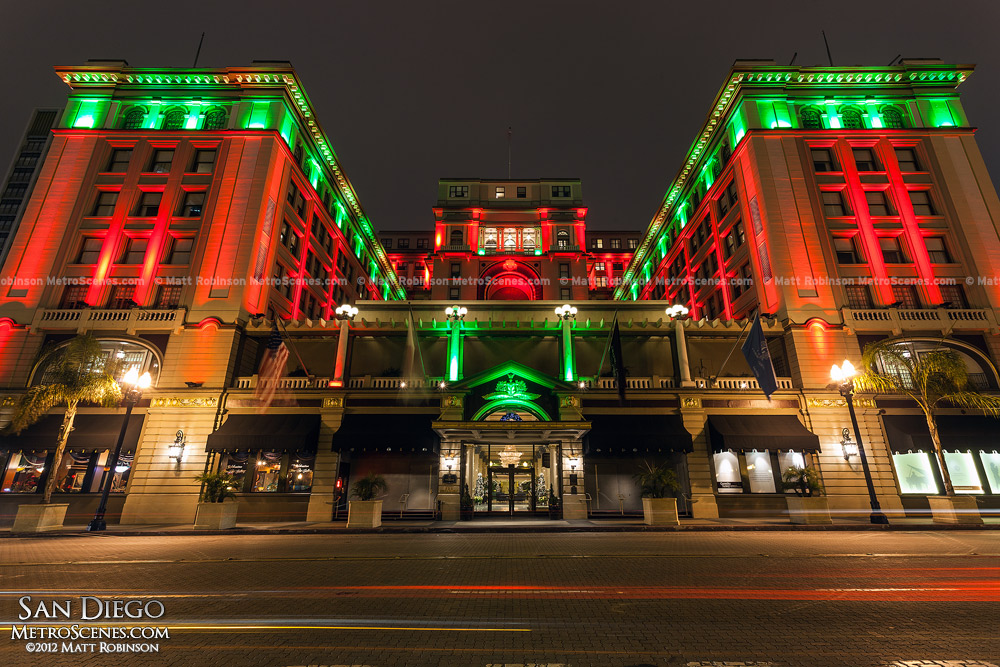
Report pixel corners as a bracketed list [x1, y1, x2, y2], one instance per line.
[3, 514, 1000, 536]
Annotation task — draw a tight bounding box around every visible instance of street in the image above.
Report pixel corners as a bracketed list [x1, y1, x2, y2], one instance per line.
[0, 530, 998, 667]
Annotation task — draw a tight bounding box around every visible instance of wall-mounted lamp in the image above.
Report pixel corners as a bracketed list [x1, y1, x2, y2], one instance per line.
[567, 457, 581, 471]
[841, 427, 859, 461]
[168, 430, 186, 462]
[443, 456, 459, 472]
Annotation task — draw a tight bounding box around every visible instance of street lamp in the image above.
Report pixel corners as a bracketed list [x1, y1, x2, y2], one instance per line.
[831, 360, 889, 525]
[444, 305, 467, 320]
[334, 304, 359, 320]
[554, 304, 578, 320]
[331, 304, 358, 387]
[87, 366, 152, 531]
[665, 304, 689, 319]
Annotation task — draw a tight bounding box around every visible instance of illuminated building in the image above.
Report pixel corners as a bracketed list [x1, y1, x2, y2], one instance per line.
[1, 58, 999, 526]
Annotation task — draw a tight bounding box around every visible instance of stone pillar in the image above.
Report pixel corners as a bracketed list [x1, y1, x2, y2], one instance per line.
[306, 404, 343, 522]
[561, 439, 587, 519]
[674, 318, 695, 387]
[680, 397, 720, 519]
[438, 439, 461, 520]
[331, 318, 350, 387]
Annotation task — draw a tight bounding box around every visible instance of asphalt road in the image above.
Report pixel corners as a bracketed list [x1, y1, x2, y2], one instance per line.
[0, 531, 998, 667]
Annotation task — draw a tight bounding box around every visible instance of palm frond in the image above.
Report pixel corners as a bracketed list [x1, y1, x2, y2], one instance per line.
[938, 391, 1000, 417]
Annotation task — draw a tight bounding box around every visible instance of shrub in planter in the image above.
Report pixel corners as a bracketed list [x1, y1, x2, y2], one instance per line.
[460, 484, 474, 521]
[348, 472, 388, 528]
[635, 461, 681, 526]
[193, 472, 239, 529]
[782, 466, 832, 525]
[548, 492, 561, 519]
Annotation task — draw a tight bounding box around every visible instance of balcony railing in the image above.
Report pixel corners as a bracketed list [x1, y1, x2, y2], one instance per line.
[709, 376, 795, 390]
[843, 307, 998, 333]
[441, 244, 471, 252]
[31, 307, 186, 334]
[235, 376, 328, 389]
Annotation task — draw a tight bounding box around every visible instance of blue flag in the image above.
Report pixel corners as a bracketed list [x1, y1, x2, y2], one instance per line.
[741, 315, 778, 398]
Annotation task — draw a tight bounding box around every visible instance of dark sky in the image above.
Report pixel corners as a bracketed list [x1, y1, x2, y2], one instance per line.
[2, 1, 999, 233]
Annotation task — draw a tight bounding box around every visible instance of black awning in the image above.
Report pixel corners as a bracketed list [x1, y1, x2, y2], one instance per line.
[332, 413, 439, 453]
[708, 415, 821, 452]
[0, 413, 145, 454]
[882, 414, 999, 453]
[206, 414, 320, 452]
[584, 414, 693, 454]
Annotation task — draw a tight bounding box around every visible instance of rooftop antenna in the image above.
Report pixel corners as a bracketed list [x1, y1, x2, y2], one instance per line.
[193, 32, 206, 68]
[888, 54, 901, 66]
[506, 126, 512, 179]
[788, 51, 798, 66]
[821, 30, 834, 66]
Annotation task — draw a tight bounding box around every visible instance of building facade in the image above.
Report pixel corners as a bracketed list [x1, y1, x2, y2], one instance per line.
[1, 59, 999, 526]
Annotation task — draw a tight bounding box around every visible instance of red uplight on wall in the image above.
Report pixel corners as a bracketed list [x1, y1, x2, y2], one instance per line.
[197, 317, 222, 331]
[805, 317, 828, 332]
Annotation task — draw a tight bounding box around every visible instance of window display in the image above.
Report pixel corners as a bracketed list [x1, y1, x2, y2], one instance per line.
[892, 452, 940, 495]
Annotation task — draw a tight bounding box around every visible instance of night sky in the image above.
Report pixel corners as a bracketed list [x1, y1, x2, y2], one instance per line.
[2, 1, 999, 234]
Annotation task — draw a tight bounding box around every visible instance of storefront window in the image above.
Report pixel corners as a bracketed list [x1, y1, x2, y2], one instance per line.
[713, 451, 743, 493]
[778, 451, 805, 473]
[892, 452, 940, 495]
[942, 451, 983, 494]
[54, 452, 92, 493]
[981, 452, 1000, 494]
[2, 452, 47, 493]
[109, 453, 133, 493]
[745, 450, 776, 493]
[252, 451, 283, 492]
[286, 454, 314, 492]
[221, 452, 249, 490]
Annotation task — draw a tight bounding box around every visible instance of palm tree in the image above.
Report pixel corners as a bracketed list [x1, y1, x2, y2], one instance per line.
[7, 335, 123, 504]
[855, 339, 1000, 496]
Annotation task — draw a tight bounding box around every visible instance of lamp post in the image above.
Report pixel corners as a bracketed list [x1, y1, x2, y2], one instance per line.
[831, 360, 889, 525]
[331, 304, 358, 387]
[87, 366, 151, 531]
[444, 305, 467, 382]
[555, 304, 578, 382]
[666, 304, 694, 387]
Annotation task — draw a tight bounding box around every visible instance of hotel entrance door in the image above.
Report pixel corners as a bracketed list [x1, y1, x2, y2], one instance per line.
[487, 465, 535, 516]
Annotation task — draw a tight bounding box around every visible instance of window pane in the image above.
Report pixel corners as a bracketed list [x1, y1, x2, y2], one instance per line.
[853, 148, 879, 171]
[745, 450, 775, 493]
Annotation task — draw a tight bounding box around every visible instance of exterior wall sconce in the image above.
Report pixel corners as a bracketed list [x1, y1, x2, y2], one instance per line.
[444, 305, 467, 320]
[567, 457, 581, 471]
[841, 427, 859, 460]
[442, 456, 458, 472]
[168, 430, 186, 462]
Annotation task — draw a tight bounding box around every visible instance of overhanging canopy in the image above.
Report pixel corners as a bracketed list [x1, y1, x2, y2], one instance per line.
[882, 414, 998, 453]
[332, 413, 439, 453]
[585, 415, 693, 454]
[0, 413, 145, 454]
[708, 415, 821, 452]
[206, 414, 320, 452]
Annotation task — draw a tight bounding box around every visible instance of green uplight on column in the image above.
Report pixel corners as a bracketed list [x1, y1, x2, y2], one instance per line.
[444, 305, 467, 382]
[555, 304, 578, 382]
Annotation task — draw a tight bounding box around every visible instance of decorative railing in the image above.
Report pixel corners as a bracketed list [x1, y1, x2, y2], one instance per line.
[235, 376, 329, 389]
[441, 244, 471, 252]
[711, 376, 795, 390]
[843, 307, 998, 333]
[31, 307, 185, 333]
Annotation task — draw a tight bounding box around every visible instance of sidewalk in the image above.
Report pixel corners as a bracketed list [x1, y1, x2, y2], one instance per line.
[4, 514, 1000, 536]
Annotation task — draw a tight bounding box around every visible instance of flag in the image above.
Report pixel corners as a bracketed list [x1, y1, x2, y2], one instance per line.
[608, 315, 627, 405]
[255, 324, 289, 412]
[741, 314, 778, 398]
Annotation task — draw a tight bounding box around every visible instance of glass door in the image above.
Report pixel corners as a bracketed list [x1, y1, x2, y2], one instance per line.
[487, 465, 536, 516]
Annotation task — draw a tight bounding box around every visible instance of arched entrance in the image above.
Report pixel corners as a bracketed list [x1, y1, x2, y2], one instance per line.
[479, 260, 541, 300]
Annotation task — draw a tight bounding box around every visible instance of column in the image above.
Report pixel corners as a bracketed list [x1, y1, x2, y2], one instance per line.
[446, 315, 464, 381]
[306, 409, 343, 522]
[561, 317, 576, 382]
[331, 317, 350, 387]
[438, 440, 461, 520]
[561, 439, 587, 519]
[675, 318, 695, 387]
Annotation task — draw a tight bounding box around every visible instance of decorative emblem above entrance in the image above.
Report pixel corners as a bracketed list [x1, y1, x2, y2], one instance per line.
[484, 374, 540, 402]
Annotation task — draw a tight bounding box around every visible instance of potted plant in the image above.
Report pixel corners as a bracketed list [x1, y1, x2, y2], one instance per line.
[193, 472, 239, 529]
[548, 491, 561, 519]
[7, 335, 124, 533]
[782, 465, 831, 525]
[460, 484, 474, 521]
[635, 461, 681, 525]
[347, 472, 387, 528]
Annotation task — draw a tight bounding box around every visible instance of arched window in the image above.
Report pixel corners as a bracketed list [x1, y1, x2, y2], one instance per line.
[203, 108, 227, 130]
[163, 108, 186, 130]
[122, 107, 146, 130]
[800, 107, 822, 129]
[556, 229, 570, 248]
[449, 229, 463, 246]
[841, 107, 864, 129]
[31, 338, 162, 387]
[881, 106, 905, 129]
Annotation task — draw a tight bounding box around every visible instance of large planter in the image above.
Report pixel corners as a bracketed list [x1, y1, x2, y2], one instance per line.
[562, 495, 588, 520]
[786, 496, 832, 525]
[928, 496, 983, 525]
[12, 503, 69, 533]
[641, 497, 679, 526]
[193, 501, 239, 530]
[347, 500, 383, 528]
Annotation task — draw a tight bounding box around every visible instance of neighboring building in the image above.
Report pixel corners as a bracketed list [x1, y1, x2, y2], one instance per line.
[0, 108, 62, 267]
[1, 59, 999, 527]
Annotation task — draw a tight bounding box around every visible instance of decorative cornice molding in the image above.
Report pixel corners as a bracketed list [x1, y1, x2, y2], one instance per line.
[322, 397, 344, 408]
[807, 397, 847, 409]
[681, 397, 702, 409]
[149, 396, 218, 408]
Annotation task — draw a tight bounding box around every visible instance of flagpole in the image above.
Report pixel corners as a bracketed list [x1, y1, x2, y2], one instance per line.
[409, 303, 426, 378]
[270, 308, 311, 377]
[714, 308, 757, 381]
[594, 311, 618, 381]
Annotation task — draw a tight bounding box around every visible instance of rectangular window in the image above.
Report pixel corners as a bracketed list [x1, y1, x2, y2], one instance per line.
[744, 449, 776, 493]
[593, 238, 603, 249]
[811, 148, 836, 172]
[559, 263, 569, 279]
[107, 148, 132, 173]
[880, 236, 907, 264]
[925, 236, 952, 263]
[450, 263, 461, 278]
[121, 237, 149, 264]
[845, 285, 873, 309]
[280, 221, 299, 257]
[416, 237, 427, 249]
[134, 191, 162, 217]
[833, 237, 863, 264]
[177, 191, 205, 217]
[516, 186, 526, 198]
[560, 287, 571, 300]
[495, 186, 505, 199]
[156, 285, 182, 308]
[891, 284, 921, 309]
[610, 238, 621, 249]
[894, 147, 921, 172]
[398, 238, 410, 249]
[61, 285, 89, 309]
[166, 237, 194, 265]
[726, 181, 739, 207]
[448, 185, 469, 198]
[551, 185, 571, 198]
[909, 191, 936, 216]
[286, 181, 306, 217]
[109, 285, 136, 309]
[594, 262, 606, 272]
[613, 262, 623, 271]
[718, 191, 730, 217]
[735, 220, 746, 246]
[381, 238, 392, 249]
[92, 191, 118, 217]
[192, 149, 216, 174]
[939, 284, 968, 309]
[76, 237, 103, 264]
[449, 287, 460, 299]
[865, 190, 893, 216]
[852, 148, 880, 171]
[595, 275, 608, 287]
[148, 149, 174, 174]
[396, 262, 408, 272]
[822, 191, 849, 217]
[627, 238, 638, 249]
